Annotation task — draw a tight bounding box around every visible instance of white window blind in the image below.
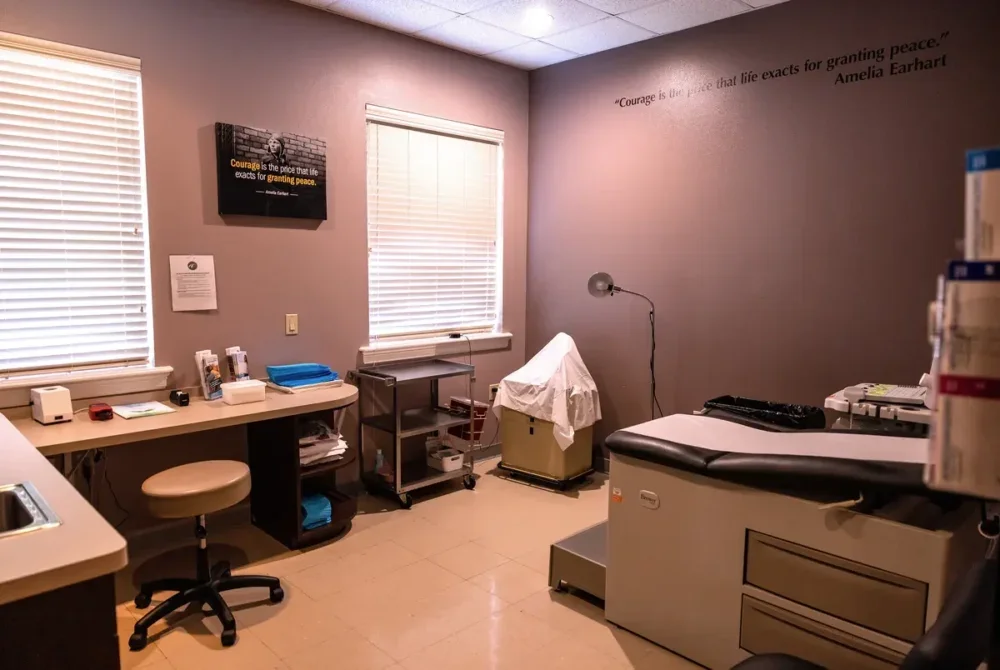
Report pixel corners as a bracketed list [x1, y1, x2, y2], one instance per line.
[367, 107, 503, 341]
[0, 35, 152, 376]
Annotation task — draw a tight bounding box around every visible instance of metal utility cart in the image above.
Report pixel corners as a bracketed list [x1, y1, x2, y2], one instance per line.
[357, 359, 476, 509]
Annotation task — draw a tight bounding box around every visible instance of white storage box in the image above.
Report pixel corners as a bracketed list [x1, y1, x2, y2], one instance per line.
[427, 448, 464, 472]
[221, 379, 266, 405]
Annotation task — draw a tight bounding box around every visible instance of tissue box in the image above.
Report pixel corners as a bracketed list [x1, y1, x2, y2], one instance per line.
[221, 379, 265, 405]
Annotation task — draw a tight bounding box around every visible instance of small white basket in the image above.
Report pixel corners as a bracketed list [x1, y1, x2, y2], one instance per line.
[427, 448, 464, 472]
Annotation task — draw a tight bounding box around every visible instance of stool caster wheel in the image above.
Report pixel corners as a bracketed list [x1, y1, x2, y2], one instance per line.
[399, 493, 413, 510]
[221, 629, 237, 647]
[463, 475, 476, 490]
[269, 586, 285, 603]
[134, 592, 152, 609]
[128, 631, 147, 651]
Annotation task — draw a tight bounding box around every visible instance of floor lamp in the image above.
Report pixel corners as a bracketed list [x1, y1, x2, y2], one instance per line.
[588, 272, 661, 421]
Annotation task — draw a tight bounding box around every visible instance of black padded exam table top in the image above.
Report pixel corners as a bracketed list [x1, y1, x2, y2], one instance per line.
[605, 414, 932, 497]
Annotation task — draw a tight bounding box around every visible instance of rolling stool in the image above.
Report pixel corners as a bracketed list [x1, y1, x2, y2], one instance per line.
[129, 460, 284, 651]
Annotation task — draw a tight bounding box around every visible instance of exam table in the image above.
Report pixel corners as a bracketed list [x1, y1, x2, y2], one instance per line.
[550, 411, 985, 670]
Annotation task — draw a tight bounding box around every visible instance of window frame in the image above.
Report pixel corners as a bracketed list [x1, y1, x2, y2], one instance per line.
[0, 31, 162, 396]
[364, 104, 506, 349]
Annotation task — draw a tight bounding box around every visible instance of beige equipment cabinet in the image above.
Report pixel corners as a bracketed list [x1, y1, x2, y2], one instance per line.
[605, 452, 985, 670]
[499, 408, 594, 485]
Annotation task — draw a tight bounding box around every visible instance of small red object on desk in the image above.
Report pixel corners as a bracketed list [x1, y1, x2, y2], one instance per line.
[89, 403, 114, 421]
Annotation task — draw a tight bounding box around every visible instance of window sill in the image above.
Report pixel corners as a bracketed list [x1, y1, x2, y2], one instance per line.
[0, 366, 174, 410]
[360, 332, 512, 365]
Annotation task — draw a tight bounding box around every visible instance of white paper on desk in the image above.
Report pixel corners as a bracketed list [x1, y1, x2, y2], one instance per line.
[170, 255, 218, 311]
[112, 401, 176, 420]
[622, 414, 928, 464]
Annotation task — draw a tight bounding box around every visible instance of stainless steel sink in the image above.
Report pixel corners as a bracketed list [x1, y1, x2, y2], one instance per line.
[0, 483, 60, 538]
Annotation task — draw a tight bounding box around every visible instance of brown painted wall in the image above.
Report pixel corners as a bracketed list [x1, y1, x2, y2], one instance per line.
[0, 0, 528, 530]
[527, 0, 1000, 441]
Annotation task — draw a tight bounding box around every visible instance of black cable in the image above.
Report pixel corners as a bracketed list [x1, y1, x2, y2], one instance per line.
[97, 450, 130, 530]
[650, 308, 663, 419]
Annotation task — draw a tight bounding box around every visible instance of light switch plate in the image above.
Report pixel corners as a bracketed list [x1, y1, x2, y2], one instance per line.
[285, 313, 299, 336]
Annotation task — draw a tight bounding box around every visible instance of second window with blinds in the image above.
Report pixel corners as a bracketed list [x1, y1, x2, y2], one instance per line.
[366, 106, 503, 343]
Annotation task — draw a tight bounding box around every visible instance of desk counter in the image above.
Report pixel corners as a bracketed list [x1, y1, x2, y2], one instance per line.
[13, 384, 359, 456]
[0, 415, 127, 606]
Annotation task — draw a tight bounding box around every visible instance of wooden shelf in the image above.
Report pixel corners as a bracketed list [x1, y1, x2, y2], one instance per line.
[299, 448, 357, 480]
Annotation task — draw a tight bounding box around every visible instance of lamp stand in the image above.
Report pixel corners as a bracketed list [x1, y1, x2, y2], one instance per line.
[610, 286, 659, 421]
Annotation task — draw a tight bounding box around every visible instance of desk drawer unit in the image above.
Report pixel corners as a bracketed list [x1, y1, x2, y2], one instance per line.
[741, 596, 904, 670]
[745, 531, 928, 642]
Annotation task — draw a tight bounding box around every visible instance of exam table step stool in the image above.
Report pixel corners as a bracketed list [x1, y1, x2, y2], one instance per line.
[129, 460, 284, 651]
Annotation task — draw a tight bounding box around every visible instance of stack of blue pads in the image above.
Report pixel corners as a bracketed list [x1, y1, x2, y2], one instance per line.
[266, 363, 339, 388]
[301, 492, 332, 531]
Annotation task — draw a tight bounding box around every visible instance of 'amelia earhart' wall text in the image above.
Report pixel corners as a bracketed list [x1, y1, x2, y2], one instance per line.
[615, 30, 951, 109]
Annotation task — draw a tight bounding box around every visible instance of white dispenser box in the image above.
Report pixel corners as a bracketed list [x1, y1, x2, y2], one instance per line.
[221, 380, 266, 405]
[30, 386, 73, 424]
[966, 147, 1000, 260]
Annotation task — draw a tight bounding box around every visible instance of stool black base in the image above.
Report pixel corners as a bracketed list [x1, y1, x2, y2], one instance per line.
[129, 516, 283, 651]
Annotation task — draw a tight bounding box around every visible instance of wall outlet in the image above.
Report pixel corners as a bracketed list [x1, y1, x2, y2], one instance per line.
[489, 383, 500, 400]
[285, 313, 299, 336]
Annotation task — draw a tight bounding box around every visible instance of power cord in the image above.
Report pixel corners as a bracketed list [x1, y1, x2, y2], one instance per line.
[95, 449, 130, 530]
[649, 308, 663, 418]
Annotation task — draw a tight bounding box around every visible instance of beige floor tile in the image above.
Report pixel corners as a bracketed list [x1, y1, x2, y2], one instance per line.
[522, 635, 623, 670]
[516, 589, 607, 637]
[428, 541, 509, 579]
[284, 541, 421, 600]
[368, 515, 470, 557]
[231, 584, 343, 659]
[514, 547, 552, 575]
[321, 559, 462, 628]
[470, 560, 549, 604]
[155, 616, 288, 670]
[627, 644, 703, 670]
[359, 582, 506, 660]
[137, 661, 175, 670]
[283, 627, 396, 670]
[118, 614, 169, 669]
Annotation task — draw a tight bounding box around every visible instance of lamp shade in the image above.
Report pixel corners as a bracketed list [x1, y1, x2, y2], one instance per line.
[588, 272, 615, 298]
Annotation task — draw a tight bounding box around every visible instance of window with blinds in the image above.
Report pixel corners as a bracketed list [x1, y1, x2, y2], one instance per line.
[366, 106, 503, 341]
[0, 35, 151, 376]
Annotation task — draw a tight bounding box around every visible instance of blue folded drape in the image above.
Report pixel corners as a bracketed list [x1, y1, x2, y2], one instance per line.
[301, 492, 332, 531]
[266, 363, 339, 388]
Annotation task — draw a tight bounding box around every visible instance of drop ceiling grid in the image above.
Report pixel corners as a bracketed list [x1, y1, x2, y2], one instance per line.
[292, 0, 788, 69]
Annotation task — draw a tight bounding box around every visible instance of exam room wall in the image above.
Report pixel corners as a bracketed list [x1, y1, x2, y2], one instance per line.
[0, 0, 529, 531]
[527, 0, 1000, 444]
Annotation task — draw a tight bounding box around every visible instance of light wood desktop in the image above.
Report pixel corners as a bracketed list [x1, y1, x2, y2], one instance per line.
[12, 384, 359, 456]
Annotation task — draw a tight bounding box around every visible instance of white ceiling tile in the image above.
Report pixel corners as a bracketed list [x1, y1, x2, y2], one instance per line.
[543, 16, 655, 54]
[490, 40, 578, 68]
[469, 0, 610, 39]
[328, 0, 458, 33]
[742, 0, 788, 6]
[293, 0, 337, 7]
[574, 0, 664, 14]
[417, 16, 531, 54]
[422, 0, 506, 12]
[620, 0, 747, 34]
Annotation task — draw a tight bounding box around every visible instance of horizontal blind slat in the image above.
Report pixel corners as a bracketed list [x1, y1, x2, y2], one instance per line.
[0, 43, 151, 375]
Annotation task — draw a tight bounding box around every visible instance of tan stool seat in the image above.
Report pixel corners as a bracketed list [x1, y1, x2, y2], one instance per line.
[142, 460, 250, 519]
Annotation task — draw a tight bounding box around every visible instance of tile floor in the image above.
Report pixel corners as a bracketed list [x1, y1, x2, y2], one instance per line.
[115, 458, 699, 670]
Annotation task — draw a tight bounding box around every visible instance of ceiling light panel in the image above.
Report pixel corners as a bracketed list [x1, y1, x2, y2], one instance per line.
[619, 0, 747, 34]
[418, 16, 531, 54]
[469, 0, 610, 39]
[328, 0, 458, 33]
[543, 16, 655, 55]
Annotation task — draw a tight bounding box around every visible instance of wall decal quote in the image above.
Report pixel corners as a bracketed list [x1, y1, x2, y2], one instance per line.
[615, 30, 951, 109]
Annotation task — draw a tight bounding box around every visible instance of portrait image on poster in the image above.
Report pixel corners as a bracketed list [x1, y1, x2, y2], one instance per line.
[215, 122, 327, 220]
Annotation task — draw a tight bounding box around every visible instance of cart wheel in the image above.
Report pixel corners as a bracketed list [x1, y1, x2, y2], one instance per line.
[463, 475, 476, 490]
[399, 493, 413, 509]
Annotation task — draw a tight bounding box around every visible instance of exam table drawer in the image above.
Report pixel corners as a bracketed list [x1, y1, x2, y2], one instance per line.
[740, 596, 904, 670]
[745, 531, 927, 642]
